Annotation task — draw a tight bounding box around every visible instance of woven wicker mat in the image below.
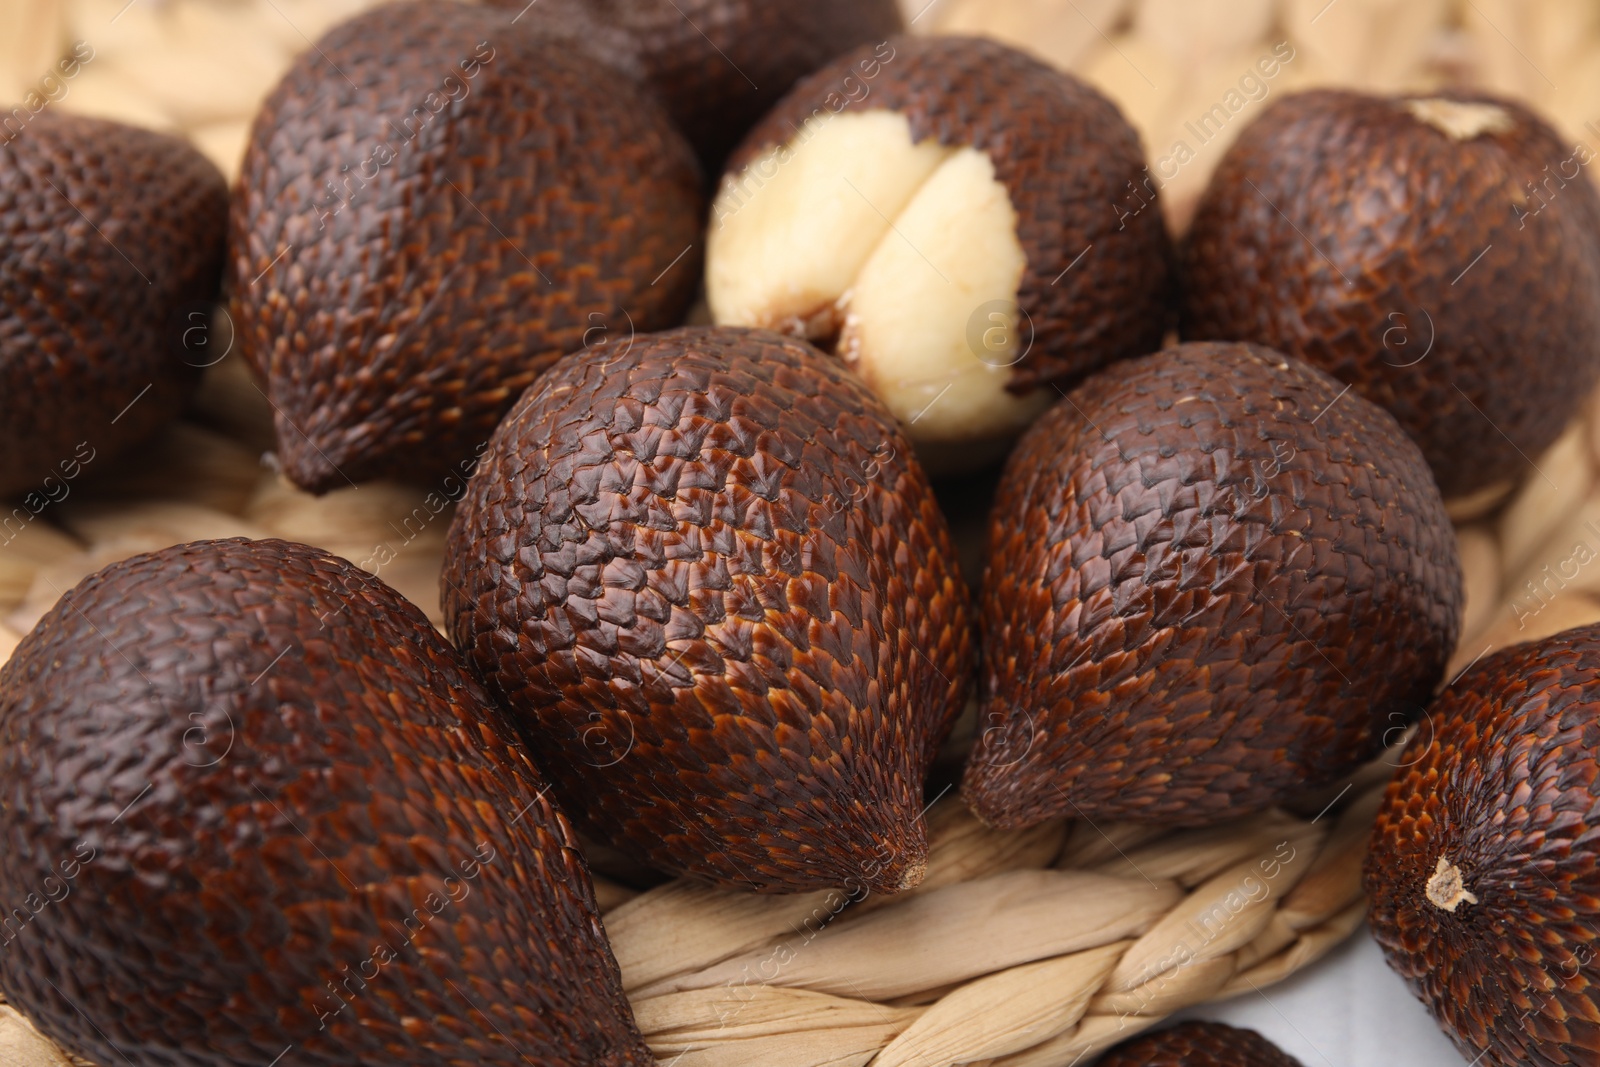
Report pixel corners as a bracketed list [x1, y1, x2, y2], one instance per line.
[4, 0, 1600, 1064]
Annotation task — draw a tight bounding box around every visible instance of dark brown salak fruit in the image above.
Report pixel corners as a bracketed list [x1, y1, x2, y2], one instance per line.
[484, 0, 903, 169]
[706, 34, 1173, 471]
[0, 538, 649, 1067]
[963, 341, 1462, 828]
[1182, 88, 1600, 501]
[0, 111, 226, 498]
[443, 325, 973, 893]
[1097, 1021, 1305, 1066]
[229, 0, 703, 495]
[1367, 623, 1600, 1067]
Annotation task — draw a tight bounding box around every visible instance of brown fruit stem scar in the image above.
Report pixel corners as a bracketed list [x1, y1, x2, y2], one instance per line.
[894, 856, 928, 894]
[1425, 855, 1478, 912]
[1403, 98, 1514, 141]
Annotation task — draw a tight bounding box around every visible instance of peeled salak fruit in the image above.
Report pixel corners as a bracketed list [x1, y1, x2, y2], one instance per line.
[444, 326, 973, 893]
[1098, 1021, 1305, 1066]
[964, 341, 1462, 827]
[1, 111, 227, 497]
[230, 1, 703, 493]
[706, 35, 1173, 471]
[0, 538, 649, 1067]
[1368, 623, 1600, 1067]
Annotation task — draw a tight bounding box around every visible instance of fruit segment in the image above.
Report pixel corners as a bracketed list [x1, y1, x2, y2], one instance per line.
[711, 112, 1047, 457]
[840, 145, 1048, 454]
[708, 110, 955, 338]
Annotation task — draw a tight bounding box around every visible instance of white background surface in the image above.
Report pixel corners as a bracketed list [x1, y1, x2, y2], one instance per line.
[1178, 926, 1466, 1065]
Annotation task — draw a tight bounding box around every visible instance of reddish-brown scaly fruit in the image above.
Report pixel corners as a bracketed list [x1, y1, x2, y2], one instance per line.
[1098, 1021, 1305, 1066]
[0, 538, 649, 1067]
[963, 341, 1462, 828]
[1182, 88, 1600, 501]
[444, 326, 972, 893]
[1, 111, 227, 498]
[229, 1, 702, 494]
[1367, 623, 1600, 1067]
[485, 0, 903, 169]
[706, 35, 1173, 471]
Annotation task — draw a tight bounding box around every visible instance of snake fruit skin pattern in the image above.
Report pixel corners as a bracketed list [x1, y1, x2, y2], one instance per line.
[486, 0, 903, 168]
[229, 0, 703, 495]
[1097, 1021, 1306, 1066]
[444, 326, 973, 893]
[963, 342, 1462, 827]
[1367, 624, 1600, 1067]
[0, 538, 649, 1067]
[728, 34, 1174, 394]
[1182, 89, 1600, 500]
[1, 111, 226, 497]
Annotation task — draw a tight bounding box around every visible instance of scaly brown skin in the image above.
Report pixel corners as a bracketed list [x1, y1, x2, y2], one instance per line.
[963, 341, 1462, 828]
[726, 34, 1175, 395]
[0, 538, 650, 1067]
[1367, 624, 1600, 1067]
[485, 0, 903, 169]
[229, 0, 703, 495]
[1181, 88, 1600, 500]
[1097, 1021, 1305, 1066]
[444, 326, 973, 893]
[0, 112, 226, 498]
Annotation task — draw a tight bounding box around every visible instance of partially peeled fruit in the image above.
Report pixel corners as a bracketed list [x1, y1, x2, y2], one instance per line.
[707, 35, 1173, 471]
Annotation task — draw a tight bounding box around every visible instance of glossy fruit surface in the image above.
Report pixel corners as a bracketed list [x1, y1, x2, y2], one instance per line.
[964, 341, 1462, 827]
[0, 538, 649, 1067]
[1098, 1021, 1305, 1066]
[1, 111, 226, 497]
[444, 326, 972, 893]
[1182, 89, 1600, 499]
[1368, 623, 1600, 1067]
[230, 1, 702, 494]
